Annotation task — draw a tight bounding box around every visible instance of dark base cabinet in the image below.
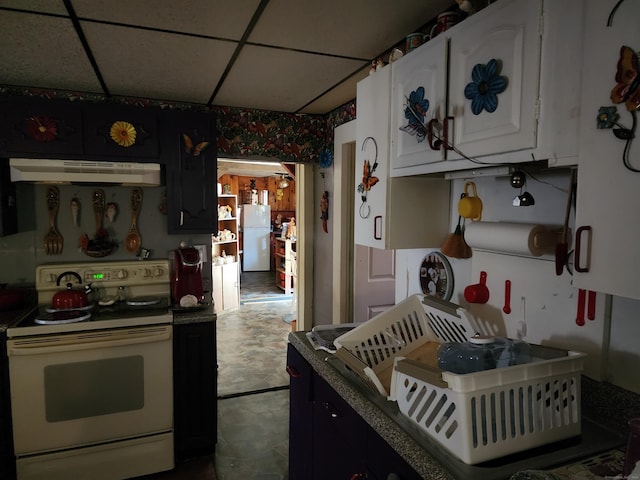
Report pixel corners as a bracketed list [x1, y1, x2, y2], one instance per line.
[287, 344, 421, 480]
[173, 321, 217, 462]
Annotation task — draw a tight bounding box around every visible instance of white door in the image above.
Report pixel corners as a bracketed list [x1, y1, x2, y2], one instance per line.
[353, 244, 395, 323]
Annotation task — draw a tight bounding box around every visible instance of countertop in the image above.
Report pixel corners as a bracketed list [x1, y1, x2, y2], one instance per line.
[289, 331, 637, 480]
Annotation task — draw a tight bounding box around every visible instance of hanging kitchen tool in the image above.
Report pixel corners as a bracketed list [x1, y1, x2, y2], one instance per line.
[43, 186, 63, 255]
[464, 271, 489, 304]
[125, 188, 143, 253]
[441, 194, 473, 259]
[576, 288, 586, 326]
[503, 280, 512, 314]
[82, 189, 116, 257]
[458, 181, 482, 221]
[556, 170, 576, 275]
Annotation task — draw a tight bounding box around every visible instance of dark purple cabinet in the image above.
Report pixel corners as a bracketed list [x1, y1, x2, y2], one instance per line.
[162, 109, 217, 234]
[0, 97, 83, 156]
[0, 159, 17, 237]
[287, 344, 422, 480]
[173, 320, 217, 461]
[83, 104, 159, 158]
[0, 332, 16, 480]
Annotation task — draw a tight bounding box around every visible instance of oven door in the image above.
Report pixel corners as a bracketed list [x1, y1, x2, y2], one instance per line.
[7, 324, 173, 456]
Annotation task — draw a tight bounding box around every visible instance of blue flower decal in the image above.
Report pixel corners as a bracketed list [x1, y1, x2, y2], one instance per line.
[400, 86, 429, 142]
[464, 59, 507, 115]
[596, 106, 619, 129]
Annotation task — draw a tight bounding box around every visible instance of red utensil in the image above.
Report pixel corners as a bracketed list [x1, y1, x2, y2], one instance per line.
[576, 289, 586, 326]
[587, 290, 596, 320]
[464, 271, 489, 304]
[503, 280, 512, 314]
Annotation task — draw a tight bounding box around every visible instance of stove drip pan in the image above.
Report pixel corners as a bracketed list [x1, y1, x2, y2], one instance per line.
[35, 310, 92, 325]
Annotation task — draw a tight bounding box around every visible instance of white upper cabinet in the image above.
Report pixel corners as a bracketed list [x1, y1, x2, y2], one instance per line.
[447, 0, 540, 160]
[390, 35, 448, 170]
[389, 0, 584, 177]
[573, 0, 640, 300]
[355, 65, 450, 250]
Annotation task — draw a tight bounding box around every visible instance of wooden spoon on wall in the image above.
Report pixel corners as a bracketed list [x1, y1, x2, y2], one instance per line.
[125, 188, 142, 253]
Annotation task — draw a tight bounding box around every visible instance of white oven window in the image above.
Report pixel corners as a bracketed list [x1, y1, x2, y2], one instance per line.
[45, 356, 145, 422]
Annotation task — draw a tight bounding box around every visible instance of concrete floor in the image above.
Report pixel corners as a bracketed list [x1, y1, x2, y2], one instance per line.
[140, 271, 292, 480]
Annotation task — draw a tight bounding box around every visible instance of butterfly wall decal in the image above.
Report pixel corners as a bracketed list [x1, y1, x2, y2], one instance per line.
[360, 160, 379, 191]
[182, 133, 210, 156]
[610, 45, 640, 112]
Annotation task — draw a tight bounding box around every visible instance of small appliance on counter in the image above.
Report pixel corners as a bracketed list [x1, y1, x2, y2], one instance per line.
[171, 244, 204, 306]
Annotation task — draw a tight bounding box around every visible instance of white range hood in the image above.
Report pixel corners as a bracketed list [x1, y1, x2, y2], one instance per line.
[9, 158, 162, 186]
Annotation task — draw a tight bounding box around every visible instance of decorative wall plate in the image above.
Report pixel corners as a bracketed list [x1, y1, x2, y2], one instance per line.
[419, 251, 454, 301]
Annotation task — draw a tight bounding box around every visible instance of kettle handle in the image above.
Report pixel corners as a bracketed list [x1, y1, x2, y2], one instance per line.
[56, 271, 82, 287]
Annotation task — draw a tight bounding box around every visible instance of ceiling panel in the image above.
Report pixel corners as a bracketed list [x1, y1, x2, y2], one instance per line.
[250, 0, 455, 58]
[72, 0, 262, 41]
[0, 0, 67, 15]
[0, 0, 461, 113]
[0, 10, 103, 93]
[214, 44, 366, 112]
[82, 22, 237, 103]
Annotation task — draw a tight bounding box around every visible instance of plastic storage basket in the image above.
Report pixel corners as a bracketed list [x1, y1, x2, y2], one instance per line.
[334, 294, 477, 398]
[334, 294, 585, 464]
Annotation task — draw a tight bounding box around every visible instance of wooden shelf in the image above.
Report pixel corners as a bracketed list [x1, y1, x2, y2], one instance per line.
[274, 238, 296, 295]
[212, 195, 239, 312]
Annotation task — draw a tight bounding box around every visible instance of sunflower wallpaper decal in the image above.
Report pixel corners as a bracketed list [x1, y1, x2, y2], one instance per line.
[399, 86, 429, 142]
[109, 120, 137, 147]
[464, 58, 507, 115]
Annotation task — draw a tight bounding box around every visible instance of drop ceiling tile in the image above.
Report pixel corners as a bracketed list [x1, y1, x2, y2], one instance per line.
[0, 10, 103, 93]
[250, 0, 456, 59]
[82, 22, 237, 104]
[214, 45, 364, 113]
[0, 0, 67, 15]
[300, 66, 370, 115]
[72, 0, 262, 41]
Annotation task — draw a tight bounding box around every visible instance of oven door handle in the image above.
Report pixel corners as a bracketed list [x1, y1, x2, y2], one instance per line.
[7, 326, 171, 356]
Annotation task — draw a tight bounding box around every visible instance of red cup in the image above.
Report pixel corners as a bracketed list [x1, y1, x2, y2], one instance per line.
[464, 271, 490, 304]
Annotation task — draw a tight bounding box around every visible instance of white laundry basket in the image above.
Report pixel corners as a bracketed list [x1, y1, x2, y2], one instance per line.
[334, 294, 585, 464]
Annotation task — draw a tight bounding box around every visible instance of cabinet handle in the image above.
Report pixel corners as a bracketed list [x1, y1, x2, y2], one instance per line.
[374, 215, 382, 240]
[442, 116, 454, 151]
[323, 401, 340, 418]
[286, 365, 301, 378]
[575, 225, 592, 273]
[427, 119, 441, 151]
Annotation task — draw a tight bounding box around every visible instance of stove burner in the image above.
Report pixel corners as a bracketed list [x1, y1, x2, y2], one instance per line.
[35, 310, 92, 325]
[126, 296, 161, 307]
[45, 303, 95, 313]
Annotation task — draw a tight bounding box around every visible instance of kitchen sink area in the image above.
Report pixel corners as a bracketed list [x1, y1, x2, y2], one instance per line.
[289, 331, 629, 480]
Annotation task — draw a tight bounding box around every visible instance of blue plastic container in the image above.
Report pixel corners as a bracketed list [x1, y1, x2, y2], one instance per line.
[437, 335, 531, 374]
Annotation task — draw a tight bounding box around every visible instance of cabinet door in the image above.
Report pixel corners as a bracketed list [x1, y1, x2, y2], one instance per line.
[312, 374, 367, 479]
[448, 0, 541, 159]
[365, 427, 422, 480]
[0, 333, 16, 480]
[212, 263, 239, 312]
[0, 159, 17, 237]
[390, 34, 448, 173]
[286, 344, 313, 480]
[173, 321, 217, 461]
[83, 104, 159, 158]
[163, 110, 218, 234]
[355, 66, 390, 249]
[573, 0, 640, 300]
[0, 96, 83, 156]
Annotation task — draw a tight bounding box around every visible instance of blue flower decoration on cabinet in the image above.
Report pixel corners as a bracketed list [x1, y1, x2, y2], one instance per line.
[400, 86, 429, 142]
[464, 59, 507, 115]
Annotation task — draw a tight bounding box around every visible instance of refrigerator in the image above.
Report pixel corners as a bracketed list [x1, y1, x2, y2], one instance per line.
[241, 204, 271, 271]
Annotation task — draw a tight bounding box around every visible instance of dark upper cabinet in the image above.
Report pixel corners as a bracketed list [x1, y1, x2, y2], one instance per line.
[0, 96, 83, 156]
[162, 109, 217, 234]
[83, 104, 159, 159]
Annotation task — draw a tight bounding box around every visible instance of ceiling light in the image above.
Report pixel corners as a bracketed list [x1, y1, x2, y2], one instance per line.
[279, 175, 289, 189]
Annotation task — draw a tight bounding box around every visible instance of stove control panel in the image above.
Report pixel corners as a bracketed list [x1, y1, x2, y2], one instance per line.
[36, 260, 170, 290]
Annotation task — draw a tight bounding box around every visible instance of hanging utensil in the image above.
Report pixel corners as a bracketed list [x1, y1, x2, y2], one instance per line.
[43, 186, 63, 255]
[556, 170, 576, 275]
[587, 290, 597, 320]
[83, 189, 115, 257]
[125, 188, 143, 253]
[442, 194, 472, 259]
[503, 280, 512, 314]
[576, 288, 586, 326]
